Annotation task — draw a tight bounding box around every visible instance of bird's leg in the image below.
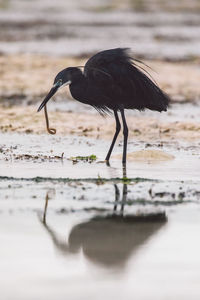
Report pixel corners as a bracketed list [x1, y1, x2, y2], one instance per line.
[120, 108, 129, 166]
[105, 110, 121, 163]
[122, 163, 127, 179]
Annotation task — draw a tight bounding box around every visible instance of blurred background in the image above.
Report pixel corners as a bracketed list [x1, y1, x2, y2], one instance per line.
[1, 0, 200, 59]
[0, 0, 200, 112]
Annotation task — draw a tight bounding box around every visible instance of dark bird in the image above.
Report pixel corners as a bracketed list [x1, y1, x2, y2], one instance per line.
[37, 48, 169, 165]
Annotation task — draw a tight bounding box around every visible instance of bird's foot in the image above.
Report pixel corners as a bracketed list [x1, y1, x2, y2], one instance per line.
[105, 159, 110, 167]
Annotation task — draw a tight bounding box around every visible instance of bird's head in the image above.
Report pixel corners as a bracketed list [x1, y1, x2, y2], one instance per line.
[37, 67, 81, 112]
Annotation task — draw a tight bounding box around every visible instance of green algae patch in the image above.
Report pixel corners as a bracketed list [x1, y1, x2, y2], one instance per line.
[69, 155, 97, 163]
[122, 177, 131, 184]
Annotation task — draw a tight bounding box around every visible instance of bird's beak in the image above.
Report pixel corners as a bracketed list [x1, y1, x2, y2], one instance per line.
[37, 82, 60, 112]
[37, 80, 71, 112]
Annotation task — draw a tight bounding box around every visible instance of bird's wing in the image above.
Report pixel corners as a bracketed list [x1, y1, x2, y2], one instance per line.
[84, 48, 152, 98]
[84, 48, 169, 112]
[84, 48, 144, 103]
[84, 48, 131, 85]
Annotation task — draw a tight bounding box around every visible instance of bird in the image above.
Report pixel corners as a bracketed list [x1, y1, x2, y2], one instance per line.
[37, 48, 170, 165]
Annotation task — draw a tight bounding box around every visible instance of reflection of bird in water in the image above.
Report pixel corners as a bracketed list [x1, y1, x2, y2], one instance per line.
[37, 48, 169, 165]
[66, 215, 166, 268]
[39, 183, 167, 269]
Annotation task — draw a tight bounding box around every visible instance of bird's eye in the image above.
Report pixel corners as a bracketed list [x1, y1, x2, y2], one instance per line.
[58, 79, 62, 85]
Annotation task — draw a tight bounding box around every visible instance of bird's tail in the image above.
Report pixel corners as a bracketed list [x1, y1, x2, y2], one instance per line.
[146, 88, 170, 112]
[129, 60, 170, 112]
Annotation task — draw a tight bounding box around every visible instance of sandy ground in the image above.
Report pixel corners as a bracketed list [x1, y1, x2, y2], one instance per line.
[1, 55, 200, 143]
[1, 105, 200, 142]
[1, 54, 200, 102]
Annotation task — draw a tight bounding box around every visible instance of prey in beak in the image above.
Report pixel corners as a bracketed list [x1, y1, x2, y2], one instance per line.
[37, 76, 71, 135]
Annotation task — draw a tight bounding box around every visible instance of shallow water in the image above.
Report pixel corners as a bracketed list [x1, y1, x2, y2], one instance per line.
[0, 131, 200, 181]
[0, 181, 200, 300]
[0, 131, 200, 299]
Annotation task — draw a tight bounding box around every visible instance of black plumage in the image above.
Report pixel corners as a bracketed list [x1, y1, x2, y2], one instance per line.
[38, 48, 170, 165]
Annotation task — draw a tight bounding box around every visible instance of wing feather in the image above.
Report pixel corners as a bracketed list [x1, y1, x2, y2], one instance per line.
[84, 48, 169, 112]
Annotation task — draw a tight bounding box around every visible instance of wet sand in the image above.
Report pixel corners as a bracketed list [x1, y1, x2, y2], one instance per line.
[1, 103, 200, 143]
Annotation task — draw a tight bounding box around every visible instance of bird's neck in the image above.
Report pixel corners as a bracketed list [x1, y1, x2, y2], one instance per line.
[69, 74, 89, 104]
